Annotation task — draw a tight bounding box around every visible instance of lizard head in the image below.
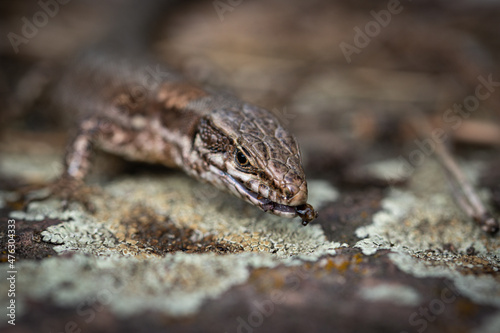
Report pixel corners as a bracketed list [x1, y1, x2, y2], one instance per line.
[192, 103, 317, 225]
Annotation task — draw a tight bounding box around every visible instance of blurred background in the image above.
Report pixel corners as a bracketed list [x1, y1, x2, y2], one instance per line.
[1, 0, 499, 188]
[1, 1, 500, 332]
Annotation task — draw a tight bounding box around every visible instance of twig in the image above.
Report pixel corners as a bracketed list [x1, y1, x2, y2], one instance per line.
[453, 120, 500, 146]
[409, 112, 499, 235]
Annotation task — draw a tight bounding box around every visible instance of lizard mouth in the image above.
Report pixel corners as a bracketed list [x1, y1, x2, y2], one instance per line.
[211, 167, 317, 225]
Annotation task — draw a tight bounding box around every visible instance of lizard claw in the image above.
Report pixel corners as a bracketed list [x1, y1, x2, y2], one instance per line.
[13, 176, 99, 213]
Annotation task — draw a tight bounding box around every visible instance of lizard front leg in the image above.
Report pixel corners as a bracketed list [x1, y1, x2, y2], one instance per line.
[64, 117, 101, 181]
[20, 117, 108, 212]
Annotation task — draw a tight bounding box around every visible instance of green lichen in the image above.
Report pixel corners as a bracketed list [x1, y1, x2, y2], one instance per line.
[354, 159, 500, 312]
[1, 150, 342, 319]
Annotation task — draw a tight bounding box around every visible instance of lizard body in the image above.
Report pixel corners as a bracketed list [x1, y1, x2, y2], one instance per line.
[44, 1, 317, 224]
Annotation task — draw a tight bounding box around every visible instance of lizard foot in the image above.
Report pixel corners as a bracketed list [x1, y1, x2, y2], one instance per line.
[13, 176, 100, 213]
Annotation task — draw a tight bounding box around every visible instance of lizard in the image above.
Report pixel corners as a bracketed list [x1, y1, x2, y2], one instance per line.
[21, 0, 318, 225]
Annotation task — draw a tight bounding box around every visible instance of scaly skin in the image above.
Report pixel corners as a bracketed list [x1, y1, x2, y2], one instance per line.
[50, 50, 317, 224]
[25, 0, 319, 225]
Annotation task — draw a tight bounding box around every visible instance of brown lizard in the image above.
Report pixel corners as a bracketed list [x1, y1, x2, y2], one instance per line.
[24, 0, 318, 225]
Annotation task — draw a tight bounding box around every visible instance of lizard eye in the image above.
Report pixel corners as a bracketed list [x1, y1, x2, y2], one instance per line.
[235, 149, 250, 167]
